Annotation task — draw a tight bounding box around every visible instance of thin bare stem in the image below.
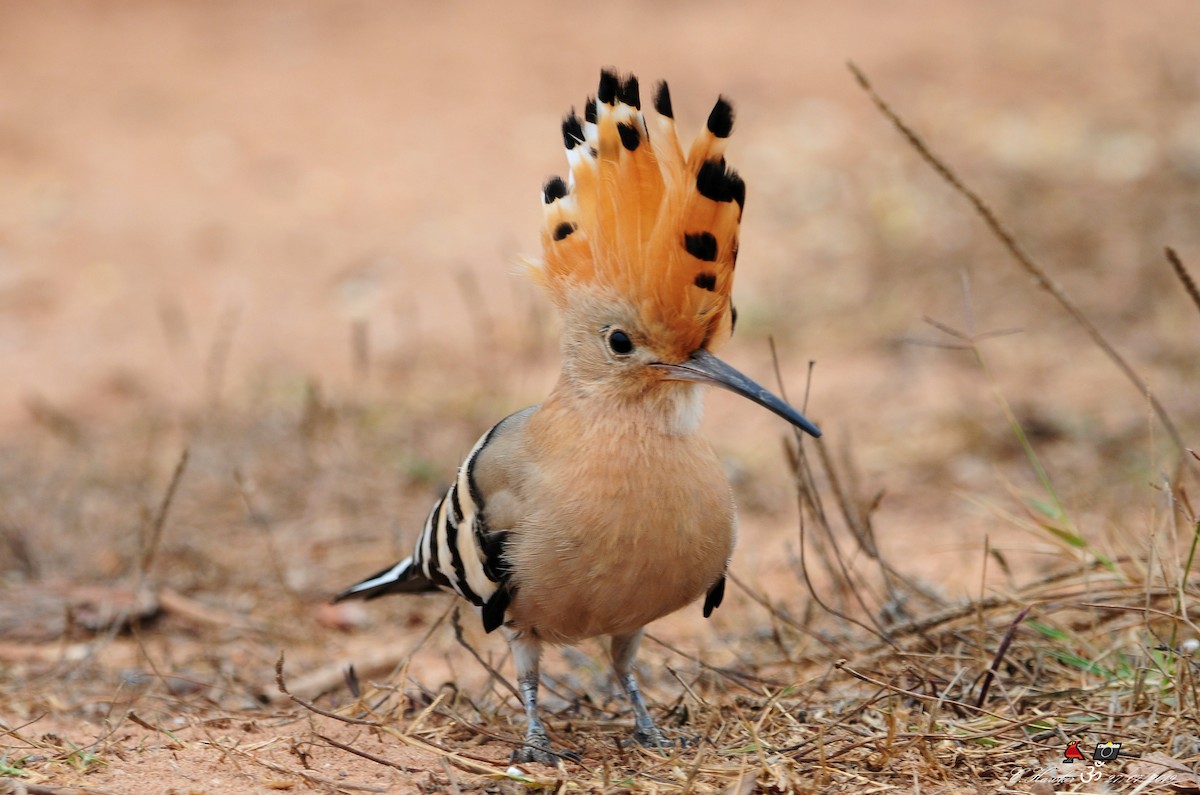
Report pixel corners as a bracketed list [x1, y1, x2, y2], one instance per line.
[1166, 247, 1200, 318]
[138, 447, 190, 581]
[974, 605, 1031, 707]
[275, 652, 381, 726]
[849, 61, 1188, 459]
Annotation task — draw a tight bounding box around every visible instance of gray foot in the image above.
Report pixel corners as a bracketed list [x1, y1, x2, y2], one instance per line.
[511, 729, 579, 765]
[633, 724, 674, 751]
[512, 744, 559, 766]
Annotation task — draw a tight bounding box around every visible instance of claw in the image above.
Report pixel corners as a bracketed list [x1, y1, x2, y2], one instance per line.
[511, 743, 561, 766]
[511, 730, 579, 765]
[633, 725, 674, 750]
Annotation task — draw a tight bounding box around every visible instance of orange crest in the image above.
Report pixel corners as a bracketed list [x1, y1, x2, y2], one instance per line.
[529, 70, 744, 360]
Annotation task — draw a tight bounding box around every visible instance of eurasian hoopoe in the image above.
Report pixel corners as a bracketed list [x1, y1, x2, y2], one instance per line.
[335, 69, 821, 764]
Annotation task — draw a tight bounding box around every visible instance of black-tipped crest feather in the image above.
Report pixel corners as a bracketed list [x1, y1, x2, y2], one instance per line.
[597, 70, 619, 104]
[696, 161, 741, 203]
[617, 122, 640, 151]
[684, 232, 719, 262]
[562, 113, 584, 150]
[618, 74, 641, 109]
[543, 176, 568, 204]
[653, 81, 674, 118]
[706, 97, 735, 138]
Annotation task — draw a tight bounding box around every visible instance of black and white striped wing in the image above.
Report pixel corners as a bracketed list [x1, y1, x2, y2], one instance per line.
[408, 421, 507, 608]
[333, 414, 520, 632]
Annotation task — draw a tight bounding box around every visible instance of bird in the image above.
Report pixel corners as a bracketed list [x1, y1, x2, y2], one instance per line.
[334, 68, 821, 765]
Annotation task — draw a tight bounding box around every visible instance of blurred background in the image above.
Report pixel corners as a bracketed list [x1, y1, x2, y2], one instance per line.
[1, 0, 1198, 766]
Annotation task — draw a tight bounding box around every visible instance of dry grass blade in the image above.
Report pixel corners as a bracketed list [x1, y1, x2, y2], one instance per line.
[767, 338, 897, 644]
[234, 468, 301, 606]
[0, 521, 35, 578]
[726, 570, 851, 656]
[644, 631, 781, 690]
[275, 653, 380, 726]
[204, 301, 241, 405]
[351, 319, 370, 383]
[974, 604, 1031, 707]
[137, 447, 189, 580]
[0, 782, 118, 795]
[125, 713, 181, 750]
[848, 61, 1190, 461]
[315, 732, 421, 773]
[1166, 247, 1200, 318]
[437, 756, 464, 795]
[449, 607, 519, 699]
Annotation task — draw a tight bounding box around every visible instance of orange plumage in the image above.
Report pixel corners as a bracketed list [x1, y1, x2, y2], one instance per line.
[531, 70, 744, 362]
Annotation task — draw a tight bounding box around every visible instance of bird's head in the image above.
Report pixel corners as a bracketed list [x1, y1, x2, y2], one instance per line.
[527, 70, 820, 438]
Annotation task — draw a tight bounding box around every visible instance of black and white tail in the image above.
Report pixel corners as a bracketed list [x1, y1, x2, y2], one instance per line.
[331, 555, 437, 601]
[333, 417, 513, 630]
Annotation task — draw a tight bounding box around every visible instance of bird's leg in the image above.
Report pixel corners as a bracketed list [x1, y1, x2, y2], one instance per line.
[611, 629, 671, 750]
[506, 631, 564, 765]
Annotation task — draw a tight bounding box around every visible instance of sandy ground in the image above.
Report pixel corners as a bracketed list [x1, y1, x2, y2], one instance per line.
[1, 2, 1199, 792]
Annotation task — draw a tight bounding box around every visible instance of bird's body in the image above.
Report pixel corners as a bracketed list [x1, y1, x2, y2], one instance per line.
[336, 70, 820, 764]
[496, 395, 733, 644]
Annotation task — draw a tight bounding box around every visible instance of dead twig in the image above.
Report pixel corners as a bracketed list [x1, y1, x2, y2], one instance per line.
[314, 732, 421, 773]
[449, 607, 519, 699]
[438, 755, 464, 795]
[973, 604, 1031, 707]
[1166, 246, 1200, 318]
[834, 660, 1049, 729]
[275, 652, 380, 725]
[766, 339, 894, 645]
[137, 447, 189, 580]
[157, 586, 265, 633]
[234, 469, 300, 604]
[644, 632, 781, 690]
[205, 301, 241, 406]
[0, 782, 117, 795]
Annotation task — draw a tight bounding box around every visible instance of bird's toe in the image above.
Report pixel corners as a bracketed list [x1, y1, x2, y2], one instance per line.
[632, 725, 676, 752]
[511, 732, 578, 765]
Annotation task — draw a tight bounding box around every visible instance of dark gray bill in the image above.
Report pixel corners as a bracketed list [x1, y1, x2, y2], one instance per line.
[653, 348, 822, 437]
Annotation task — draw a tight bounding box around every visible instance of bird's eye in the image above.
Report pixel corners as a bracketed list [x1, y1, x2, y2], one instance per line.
[607, 329, 634, 356]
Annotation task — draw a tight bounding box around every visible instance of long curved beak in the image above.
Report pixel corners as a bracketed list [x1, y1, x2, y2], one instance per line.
[653, 349, 822, 438]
